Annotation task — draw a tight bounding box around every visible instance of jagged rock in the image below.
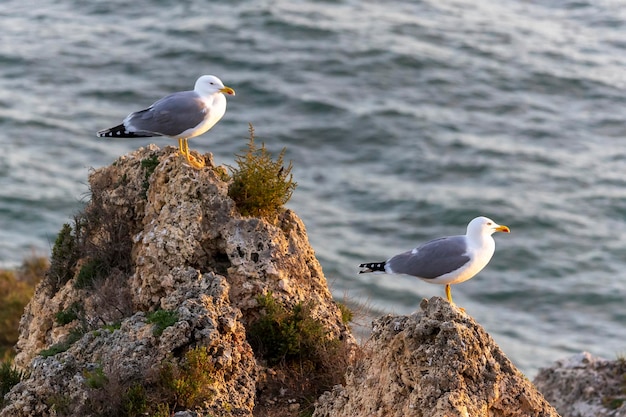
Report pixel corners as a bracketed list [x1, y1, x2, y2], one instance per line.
[533, 352, 626, 417]
[313, 297, 561, 417]
[3, 145, 353, 417]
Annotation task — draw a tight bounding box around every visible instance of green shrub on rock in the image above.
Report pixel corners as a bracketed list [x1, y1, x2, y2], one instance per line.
[228, 124, 297, 222]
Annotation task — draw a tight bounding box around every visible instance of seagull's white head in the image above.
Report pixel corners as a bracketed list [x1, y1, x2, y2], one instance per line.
[194, 75, 236, 97]
[467, 216, 511, 237]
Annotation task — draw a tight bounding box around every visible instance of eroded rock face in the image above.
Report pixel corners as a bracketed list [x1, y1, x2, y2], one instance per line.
[313, 297, 561, 417]
[4, 145, 352, 417]
[3, 273, 255, 417]
[533, 352, 626, 417]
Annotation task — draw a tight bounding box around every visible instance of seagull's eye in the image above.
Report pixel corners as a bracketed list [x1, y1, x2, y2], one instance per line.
[486, 222, 492, 226]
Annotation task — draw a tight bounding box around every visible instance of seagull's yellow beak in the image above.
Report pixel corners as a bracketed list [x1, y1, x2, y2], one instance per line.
[495, 225, 511, 233]
[220, 86, 236, 96]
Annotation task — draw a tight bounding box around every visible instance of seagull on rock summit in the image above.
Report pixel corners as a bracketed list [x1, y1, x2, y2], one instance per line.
[97, 75, 235, 169]
[359, 216, 510, 306]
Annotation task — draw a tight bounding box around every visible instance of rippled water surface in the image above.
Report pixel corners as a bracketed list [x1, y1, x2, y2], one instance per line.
[2, 0, 626, 376]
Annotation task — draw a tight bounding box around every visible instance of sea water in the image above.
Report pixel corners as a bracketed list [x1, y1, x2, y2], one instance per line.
[1, 0, 626, 376]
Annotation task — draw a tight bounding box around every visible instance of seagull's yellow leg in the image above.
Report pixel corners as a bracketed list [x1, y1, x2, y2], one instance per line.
[176, 138, 203, 168]
[182, 138, 205, 169]
[178, 138, 188, 157]
[445, 284, 466, 312]
[445, 284, 454, 304]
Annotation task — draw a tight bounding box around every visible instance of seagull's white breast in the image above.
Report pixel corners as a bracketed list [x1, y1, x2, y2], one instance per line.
[175, 93, 227, 140]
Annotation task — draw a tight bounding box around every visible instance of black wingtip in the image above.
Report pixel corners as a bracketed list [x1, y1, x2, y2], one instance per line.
[96, 123, 147, 138]
[358, 262, 386, 273]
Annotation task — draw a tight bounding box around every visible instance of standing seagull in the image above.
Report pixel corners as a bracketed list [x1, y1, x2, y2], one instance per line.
[359, 216, 510, 305]
[97, 75, 235, 169]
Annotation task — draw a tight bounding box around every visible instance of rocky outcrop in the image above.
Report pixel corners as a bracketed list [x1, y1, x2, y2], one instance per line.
[313, 297, 561, 417]
[1, 144, 575, 417]
[3, 145, 353, 417]
[533, 352, 626, 417]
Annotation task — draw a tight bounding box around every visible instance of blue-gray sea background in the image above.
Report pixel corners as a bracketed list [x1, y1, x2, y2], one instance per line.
[2, 0, 625, 377]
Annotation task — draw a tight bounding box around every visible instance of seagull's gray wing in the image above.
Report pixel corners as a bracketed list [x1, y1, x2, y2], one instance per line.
[125, 91, 207, 137]
[387, 235, 470, 279]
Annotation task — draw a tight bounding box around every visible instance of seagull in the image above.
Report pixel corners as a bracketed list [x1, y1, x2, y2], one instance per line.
[97, 75, 235, 169]
[359, 216, 510, 305]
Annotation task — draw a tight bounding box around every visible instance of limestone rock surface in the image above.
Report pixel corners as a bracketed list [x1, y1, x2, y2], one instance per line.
[313, 297, 561, 417]
[3, 145, 353, 417]
[3, 273, 255, 417]
[533, 352, 626, 417]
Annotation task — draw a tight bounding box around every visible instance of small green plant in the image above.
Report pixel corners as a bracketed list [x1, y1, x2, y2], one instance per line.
[151, 402, 171, 417]
[39, 326, 85, 357]
[49, 223, 79, 290]
[228, 124, 297, 221]
[141, 155, 160, 197]
[146, 310, 178, 337]
[248, 292, 327, 366]
[603, 397, 625, 410]
[169, 347, 216, 408]
[119, 348, 216, 415]
[247, 293, 351, 414]
[102, 322, 122, 332]
[0, 360, 23, 404]
[335, 301, 353, 325]
[121, 383, 148, 416]
[39, 342, 71, 358]
[45, 393, 71, 414]
[74, 258, 109, 289]
[602, 358, 626, 410]
[55, 302, 83, 325]
[84, 365, 108, 389]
